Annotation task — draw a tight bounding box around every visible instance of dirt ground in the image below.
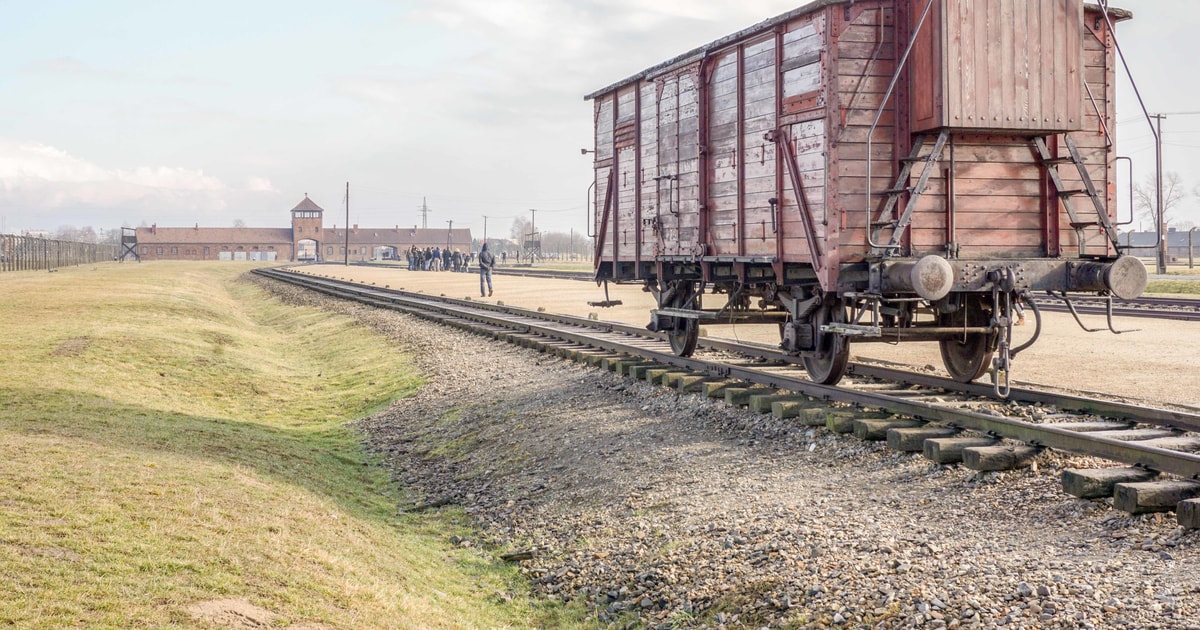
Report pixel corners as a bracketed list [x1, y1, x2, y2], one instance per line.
[299, 264, 1200, 409]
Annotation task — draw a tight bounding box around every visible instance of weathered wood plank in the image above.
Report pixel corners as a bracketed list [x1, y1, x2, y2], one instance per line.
[1113, 481, 1200, 515]
[923, 436, 1001, 467]
[887, 426, 961, 452]
[1062, 467, 1159, 499]
[1178, 498, 1200, 529]
[853, 418, 923, 441]
[962, 444, 1041, 471]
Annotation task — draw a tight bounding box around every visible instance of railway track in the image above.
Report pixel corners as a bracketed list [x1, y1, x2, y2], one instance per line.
[256, 266, 1200, 525]
[1031, 294, 1200, 322]
[485, 265, 1200, 322]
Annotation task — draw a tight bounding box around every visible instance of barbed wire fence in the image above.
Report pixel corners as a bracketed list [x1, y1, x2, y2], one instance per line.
[0, 234, 120, 273]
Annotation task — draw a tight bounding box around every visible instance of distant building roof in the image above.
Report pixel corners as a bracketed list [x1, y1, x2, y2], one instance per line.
[136, 226, 293, 245]
[290, 195, 325, 213]
[322, 227, 474, 249]
[1121, 230, 1200, 248]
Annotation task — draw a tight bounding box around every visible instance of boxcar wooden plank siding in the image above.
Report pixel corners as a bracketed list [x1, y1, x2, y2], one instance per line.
[828, 4, 891, 260]
[639, 82, 658, 259]
[911, 0, 1083, 133]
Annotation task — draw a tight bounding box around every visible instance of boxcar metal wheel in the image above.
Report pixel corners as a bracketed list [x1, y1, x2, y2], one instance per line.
[665, 282, 699, 357]
[802, 300, 849, 385]
[938, 295, 998, 382]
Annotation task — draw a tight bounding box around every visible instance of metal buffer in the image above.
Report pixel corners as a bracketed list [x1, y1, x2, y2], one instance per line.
[870, 129, 950, 255]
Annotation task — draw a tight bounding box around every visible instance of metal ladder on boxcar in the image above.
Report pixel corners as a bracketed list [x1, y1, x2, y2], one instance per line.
[1032, 135, 1122, 255]
[870, 129, 950, 255]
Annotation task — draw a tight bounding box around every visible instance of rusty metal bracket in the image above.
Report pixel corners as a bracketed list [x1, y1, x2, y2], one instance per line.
[775, 131, 823, 270]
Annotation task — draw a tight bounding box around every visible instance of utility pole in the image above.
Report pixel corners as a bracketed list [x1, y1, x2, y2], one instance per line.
[418, 197, 432, 229]
[527, 209, 539, 264]
[482, 216, 488, 247]
[446, 219, 453, 250]
[344, 182, 350, 266]
[1151, 114, 1167, 274]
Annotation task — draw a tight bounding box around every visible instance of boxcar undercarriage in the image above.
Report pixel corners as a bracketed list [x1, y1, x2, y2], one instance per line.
[599, 251, 1146, 391]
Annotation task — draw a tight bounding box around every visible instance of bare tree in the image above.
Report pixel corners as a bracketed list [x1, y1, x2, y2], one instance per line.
[540, 230, 594, 259]
[233, 218, 247, 228]
[509, 216, 531, 242]
[54, 225, 98, 243]
[1132, 171, 1188, 229]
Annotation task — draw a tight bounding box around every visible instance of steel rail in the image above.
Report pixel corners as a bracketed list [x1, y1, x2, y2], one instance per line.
[254, 268, 1200, 479]
[1030, 294, 1200, 322]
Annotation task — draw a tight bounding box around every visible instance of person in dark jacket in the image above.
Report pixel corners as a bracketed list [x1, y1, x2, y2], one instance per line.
[478, 243, 495, 297]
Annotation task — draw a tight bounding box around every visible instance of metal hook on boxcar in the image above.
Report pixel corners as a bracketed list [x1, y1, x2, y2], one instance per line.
[1055, 291, 1138, 334]
[587, 279, 623, 308]
[1009, 291, 1041, 358]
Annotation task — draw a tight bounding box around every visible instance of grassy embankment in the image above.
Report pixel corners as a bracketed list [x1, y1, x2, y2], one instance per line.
[0, 262, 578, 628]
[1147, 266, 1200, 295]
[1141, 261, 1200, 295]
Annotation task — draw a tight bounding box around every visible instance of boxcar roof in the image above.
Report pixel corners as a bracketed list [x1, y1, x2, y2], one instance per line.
[584, 1, 1131, 101]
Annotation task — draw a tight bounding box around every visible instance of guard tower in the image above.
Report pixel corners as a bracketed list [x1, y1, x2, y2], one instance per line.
[290, 194, 324, 261]
[120, 227, 139, 261]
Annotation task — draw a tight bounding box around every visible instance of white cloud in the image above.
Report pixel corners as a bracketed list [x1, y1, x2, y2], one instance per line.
[24, 56, 114, 77]
[243, 176, 277, 193]
[118, 166, 224, 191]
[0, 137, 277, 220]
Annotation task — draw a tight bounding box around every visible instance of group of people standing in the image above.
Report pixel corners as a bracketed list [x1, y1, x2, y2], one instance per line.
[404, 243, 498, 298]
[406, 246, 473, 273]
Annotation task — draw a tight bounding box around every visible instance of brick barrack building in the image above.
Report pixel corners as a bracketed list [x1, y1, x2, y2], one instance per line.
[133, 195, 473, 262]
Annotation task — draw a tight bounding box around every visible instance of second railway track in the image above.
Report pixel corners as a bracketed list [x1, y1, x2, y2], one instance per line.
[358, 262, 1200, 321]
[258, 266, 1200, 525]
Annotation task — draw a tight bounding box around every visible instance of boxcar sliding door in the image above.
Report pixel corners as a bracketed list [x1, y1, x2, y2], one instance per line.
[706, 36, 784, 259]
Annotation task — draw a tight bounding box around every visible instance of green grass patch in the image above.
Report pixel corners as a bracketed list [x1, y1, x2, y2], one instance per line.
[1144, 279, 1200, 295]
[0, 262, 578, 628]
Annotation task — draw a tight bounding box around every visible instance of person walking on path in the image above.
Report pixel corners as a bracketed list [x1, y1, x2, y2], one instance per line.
[478, 243, 496, 297]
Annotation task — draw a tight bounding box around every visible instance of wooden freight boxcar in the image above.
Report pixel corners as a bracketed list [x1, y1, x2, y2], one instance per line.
[586, 0, 1147, 391]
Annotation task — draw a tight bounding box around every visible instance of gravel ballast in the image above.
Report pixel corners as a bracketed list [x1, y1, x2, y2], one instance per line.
[257, 275, 1200, 629]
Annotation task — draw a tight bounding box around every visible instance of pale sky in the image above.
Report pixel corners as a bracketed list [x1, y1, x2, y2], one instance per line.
[1, 0, 1196, 237]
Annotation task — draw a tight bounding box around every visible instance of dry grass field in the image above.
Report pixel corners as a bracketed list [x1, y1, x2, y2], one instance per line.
[0, 261, 582, 629]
